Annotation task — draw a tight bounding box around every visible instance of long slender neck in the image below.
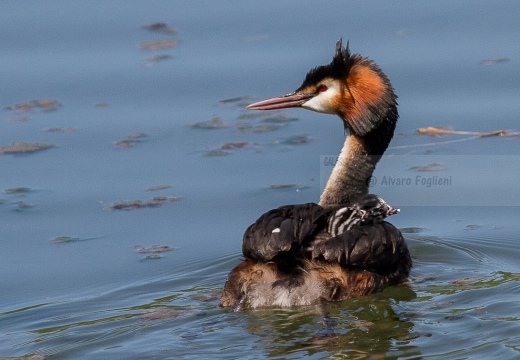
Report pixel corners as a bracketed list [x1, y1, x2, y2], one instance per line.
[319, 107, 397, 208]
[319, 133, 376, 207]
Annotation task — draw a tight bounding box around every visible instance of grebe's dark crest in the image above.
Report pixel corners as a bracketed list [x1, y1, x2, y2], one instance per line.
[297, 40, 397, 138]
[221, 39, 411, 310]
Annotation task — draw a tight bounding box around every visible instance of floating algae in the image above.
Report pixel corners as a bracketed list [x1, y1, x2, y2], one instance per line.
[107, 196, 180, 210]
[220, 142, 249, 150]
[141, 22, 176, 34]
[283, 134, 313, 145]
[140, 39, 178, 51]
[147, 185, 171, 191]
[4, 187, 32, 194]
[409, 163, 445, 172]
[114, 133, 148, 148]
[4, 99, 61, 113]
[134, 245, 175, 253]
[0, 142, 54, 155]
[144, 54, 172, 66]
[190, 116, 229, 129]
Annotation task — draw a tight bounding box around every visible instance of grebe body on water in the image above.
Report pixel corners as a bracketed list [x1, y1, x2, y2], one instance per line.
[220, 40, 412, 310]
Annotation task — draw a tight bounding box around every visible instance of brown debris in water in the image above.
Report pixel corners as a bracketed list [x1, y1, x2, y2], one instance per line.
[115, 139, 139, 148]
[142, 254, 163, 260]
[115, 133, 148, 148]
[52, 236, 81, 244]
[417, 127, 508, 138]
[394, 127, 518, 150]
[283, 134, 313, 145]
[477, 130, 508, 138]
[219, 96, 253, 105]
[203, 141, 252, 156]
[141, 22, 176, 34]
[261, 115, 299, 123]
[152, 196, 181, 202]
[140, 39, 178, 51]
[0, 142, 54, 155]
[134, 245, 175, 253]
[219, 96, 254, 109]
[269, 184, 298, 189]
[4, 187, 32, 194]
[190, 116, 229, 130]
[479, 57, 509, 65]
[237, 124, 282, 133]
[416, 127, 455, 136]
[220, 142, 249, 150]
[4, 99, 61, 113]
[204, 149, 231, 157]
[147, 185, 171, 191]
[144, 54, 172, 66]
[409, 163, 445, 171]
[42, 127, 76, 133]
[109, 200, 162, 209]
[107, 196, 180, 210]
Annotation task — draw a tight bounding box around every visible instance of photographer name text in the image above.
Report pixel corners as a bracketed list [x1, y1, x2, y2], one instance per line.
[373, 175, 452, 187]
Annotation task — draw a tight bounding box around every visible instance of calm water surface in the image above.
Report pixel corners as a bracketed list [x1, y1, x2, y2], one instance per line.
[1, 1, 519, 358]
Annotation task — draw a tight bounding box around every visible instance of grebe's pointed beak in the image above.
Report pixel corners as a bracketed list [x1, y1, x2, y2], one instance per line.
[246, 92, 315, 110]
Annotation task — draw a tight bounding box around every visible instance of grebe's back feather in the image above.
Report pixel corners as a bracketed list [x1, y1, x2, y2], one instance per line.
[242, 195, 398, 262]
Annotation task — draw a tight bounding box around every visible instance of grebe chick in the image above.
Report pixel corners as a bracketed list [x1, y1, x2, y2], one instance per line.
[221, 40, 411, 310]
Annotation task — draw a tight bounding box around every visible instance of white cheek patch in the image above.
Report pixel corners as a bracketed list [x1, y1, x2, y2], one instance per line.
[301, 83, 340, 115]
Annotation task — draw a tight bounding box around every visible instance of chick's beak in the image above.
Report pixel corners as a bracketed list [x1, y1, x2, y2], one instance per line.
[246, 92, 315, 110]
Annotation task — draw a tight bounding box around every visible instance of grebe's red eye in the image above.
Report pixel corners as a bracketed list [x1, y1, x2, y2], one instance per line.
[317, 84, 328, 93]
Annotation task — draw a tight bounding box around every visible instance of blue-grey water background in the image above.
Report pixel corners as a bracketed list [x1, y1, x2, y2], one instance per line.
[1, 1, 519, 358]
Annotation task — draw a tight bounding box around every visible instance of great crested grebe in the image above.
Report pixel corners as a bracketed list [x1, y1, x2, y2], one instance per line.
[220, 39, 412, 310]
